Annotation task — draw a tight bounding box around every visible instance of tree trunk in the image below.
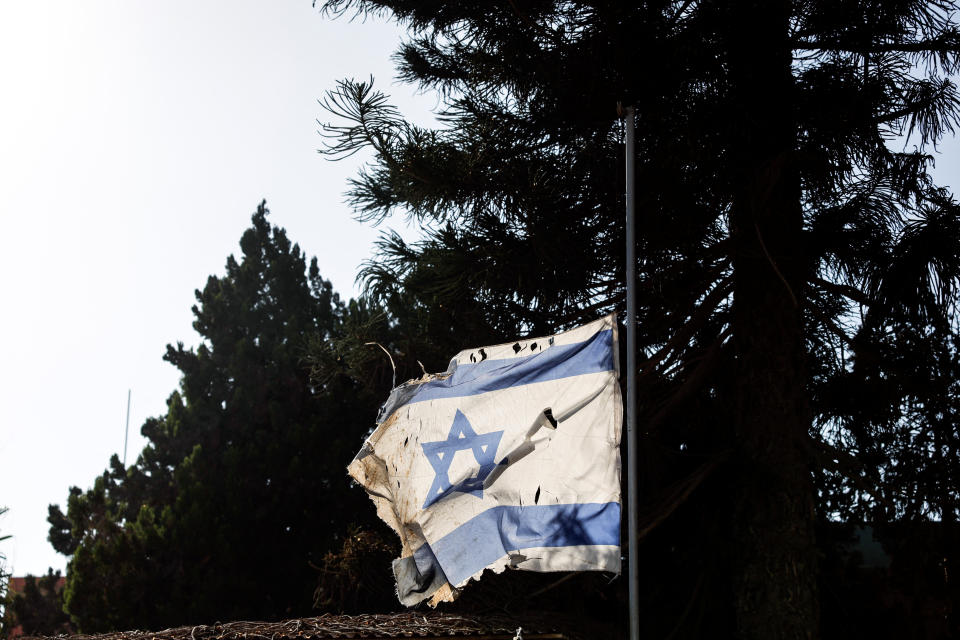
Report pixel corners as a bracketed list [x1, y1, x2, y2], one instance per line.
[725, 2, 820, 639]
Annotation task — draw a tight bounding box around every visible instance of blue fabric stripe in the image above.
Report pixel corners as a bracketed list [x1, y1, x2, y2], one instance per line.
[406, 329, 614, 405]
[420, 502, 620, 586]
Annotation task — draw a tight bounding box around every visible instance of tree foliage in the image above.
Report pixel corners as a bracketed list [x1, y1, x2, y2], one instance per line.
[48, 203, 382, 632]
[316, 1, 960, 638]
[2, 570, 72, 638]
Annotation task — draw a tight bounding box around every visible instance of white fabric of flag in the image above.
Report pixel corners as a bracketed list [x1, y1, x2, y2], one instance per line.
[347, 314, 622, 606]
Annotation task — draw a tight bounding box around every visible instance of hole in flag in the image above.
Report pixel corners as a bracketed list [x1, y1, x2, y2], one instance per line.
[543, 408, 558, 428]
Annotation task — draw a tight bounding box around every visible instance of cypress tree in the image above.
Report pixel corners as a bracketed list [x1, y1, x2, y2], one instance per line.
[48, 204, 380, 631]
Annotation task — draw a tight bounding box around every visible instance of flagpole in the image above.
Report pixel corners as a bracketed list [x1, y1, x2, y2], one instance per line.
[123, 388, 131, 468]
[624, 105, 640, 640]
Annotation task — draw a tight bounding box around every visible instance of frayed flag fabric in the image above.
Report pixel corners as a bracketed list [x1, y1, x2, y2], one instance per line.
[347, 314, 623, 606]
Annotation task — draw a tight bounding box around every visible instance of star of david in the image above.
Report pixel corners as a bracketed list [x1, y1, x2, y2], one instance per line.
[421, 409, 503, 508]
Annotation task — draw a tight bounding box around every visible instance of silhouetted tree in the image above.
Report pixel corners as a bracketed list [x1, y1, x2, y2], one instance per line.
[48, 203, 380, 632]
[3, 570, 72, 637]
[316, 2, 960, 638]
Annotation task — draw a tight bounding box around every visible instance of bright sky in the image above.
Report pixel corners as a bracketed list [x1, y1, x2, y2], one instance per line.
[0, 1, 958, 580]
[0, 0, 439, 577]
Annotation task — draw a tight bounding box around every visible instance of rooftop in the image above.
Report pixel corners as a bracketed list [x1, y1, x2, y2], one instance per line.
[21, 613, 592, 640]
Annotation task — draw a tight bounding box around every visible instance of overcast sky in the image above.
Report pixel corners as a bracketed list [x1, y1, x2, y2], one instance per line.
[1, 1, 958, 579]
[0, 0, 439, 577]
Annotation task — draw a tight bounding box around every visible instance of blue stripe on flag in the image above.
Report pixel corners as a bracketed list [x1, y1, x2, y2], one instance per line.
[407, 329, 614, 405]
[417, 502, 620, 587]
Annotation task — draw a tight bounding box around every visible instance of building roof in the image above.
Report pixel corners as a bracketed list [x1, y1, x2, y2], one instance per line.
[21, 612, 589, 640]
[7, 576, 67, 595]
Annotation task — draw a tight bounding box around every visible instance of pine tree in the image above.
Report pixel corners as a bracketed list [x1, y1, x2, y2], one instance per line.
[48, 203, 381, 631]
[3, 570, 72, 637]
[317, 1, 960, 637]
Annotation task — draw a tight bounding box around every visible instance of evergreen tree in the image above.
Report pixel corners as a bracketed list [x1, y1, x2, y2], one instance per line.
[3, 570, 72, 637]
[48, 203, 381, 631]
[316, 2, 960, 638]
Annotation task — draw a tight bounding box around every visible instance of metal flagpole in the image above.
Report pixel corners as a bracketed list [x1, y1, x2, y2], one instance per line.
[624, 105, 640, 640]
[123, 389, 131, 467]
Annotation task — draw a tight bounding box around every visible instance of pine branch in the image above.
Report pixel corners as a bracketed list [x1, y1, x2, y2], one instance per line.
[810, 276, 871, 306]
[805, 436, 895, 511]
[644, 329, 729, 435]
[640, 276, 733, 380]
[791, 32, 960, 57]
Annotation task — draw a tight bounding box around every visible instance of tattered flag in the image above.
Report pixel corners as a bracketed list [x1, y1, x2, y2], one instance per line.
[348, 314, 623, 606]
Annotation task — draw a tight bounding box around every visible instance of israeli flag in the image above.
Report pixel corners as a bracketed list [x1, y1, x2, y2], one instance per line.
[348, 314, 622, 606]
